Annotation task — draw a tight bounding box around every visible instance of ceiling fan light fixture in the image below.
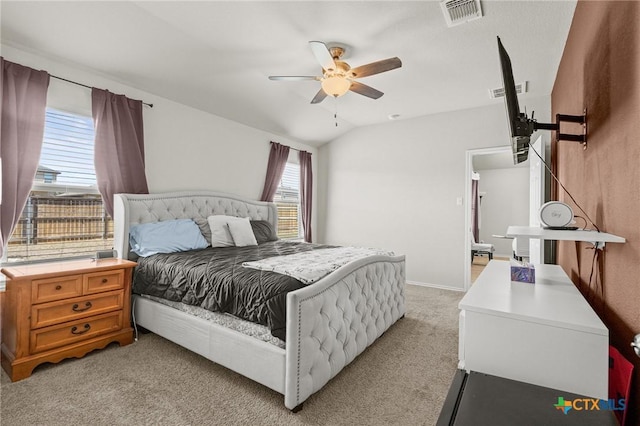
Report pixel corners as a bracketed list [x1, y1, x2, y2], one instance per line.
[269, 41, 401, 104]
[321, 75, 351, 97]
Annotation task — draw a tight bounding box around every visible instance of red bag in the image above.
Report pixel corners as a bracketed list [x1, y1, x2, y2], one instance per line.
[609, 345, 634, 425]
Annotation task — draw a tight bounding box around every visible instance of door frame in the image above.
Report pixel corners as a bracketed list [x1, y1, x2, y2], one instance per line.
[528, 135, 545, 264]
[464, 139, 548, 290]
[463, 145, 513, 291]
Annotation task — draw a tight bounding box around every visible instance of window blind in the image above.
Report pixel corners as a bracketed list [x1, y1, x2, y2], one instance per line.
[39, 109, 96, 187]
[5, 109, 113, 263]
[274, 162, 301, 239]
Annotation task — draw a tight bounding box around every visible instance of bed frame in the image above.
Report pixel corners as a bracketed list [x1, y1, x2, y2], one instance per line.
[113, 191, 405, 411]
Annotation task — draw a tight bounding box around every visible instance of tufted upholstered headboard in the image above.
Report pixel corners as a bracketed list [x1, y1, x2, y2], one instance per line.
[113, 191, 278, 260]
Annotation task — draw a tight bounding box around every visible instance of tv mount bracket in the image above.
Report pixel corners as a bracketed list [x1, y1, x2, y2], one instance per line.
[533, 109, 587, 149]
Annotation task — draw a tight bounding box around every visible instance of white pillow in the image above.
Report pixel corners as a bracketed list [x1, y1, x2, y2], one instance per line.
[227, 217, 258, 247]
[207, 215, 244, 247]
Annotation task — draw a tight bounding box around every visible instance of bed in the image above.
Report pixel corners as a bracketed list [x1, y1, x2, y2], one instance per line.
[113, 191, 405, 411]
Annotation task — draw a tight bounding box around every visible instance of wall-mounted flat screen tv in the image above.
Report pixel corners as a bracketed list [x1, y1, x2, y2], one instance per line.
[497, 36, 534, 164]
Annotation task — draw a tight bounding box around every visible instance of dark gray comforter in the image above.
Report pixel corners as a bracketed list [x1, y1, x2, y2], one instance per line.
[132, 240, 332, 340]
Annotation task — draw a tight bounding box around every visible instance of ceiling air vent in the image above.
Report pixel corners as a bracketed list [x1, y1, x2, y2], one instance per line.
[441, 0, 483, 27]
[489, 81, 528, 99]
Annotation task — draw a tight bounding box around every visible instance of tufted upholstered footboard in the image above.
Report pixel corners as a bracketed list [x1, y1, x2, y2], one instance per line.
[114, 191, 405, 410]
[285, 255, 405, 409]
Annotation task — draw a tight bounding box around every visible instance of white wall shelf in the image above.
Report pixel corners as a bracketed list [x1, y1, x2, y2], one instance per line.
[506, 226, 625, 245]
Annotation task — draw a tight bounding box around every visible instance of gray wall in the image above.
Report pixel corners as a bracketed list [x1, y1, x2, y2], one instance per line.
[317, 97, 551, 290]
[477, 167, 530, 257]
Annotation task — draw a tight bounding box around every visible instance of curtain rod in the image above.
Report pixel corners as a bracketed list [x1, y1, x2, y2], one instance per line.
[270, 141, 308, 153]
[50, 74, 154, 108]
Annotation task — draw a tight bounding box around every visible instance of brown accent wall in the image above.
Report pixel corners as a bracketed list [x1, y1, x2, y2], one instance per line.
[552, 1, 640, 424]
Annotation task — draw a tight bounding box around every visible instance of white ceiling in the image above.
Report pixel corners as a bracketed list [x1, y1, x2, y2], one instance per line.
[0, 1, 577, 146]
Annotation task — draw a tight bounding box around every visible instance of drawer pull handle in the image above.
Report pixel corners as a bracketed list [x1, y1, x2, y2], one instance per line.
[101, 278, 108, 284]
[71, 324, 91, 335]
[55, 285, 62, 290]
[72, 302, 92, 312]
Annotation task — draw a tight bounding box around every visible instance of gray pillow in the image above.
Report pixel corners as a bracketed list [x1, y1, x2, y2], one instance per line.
[250, 220, 278, 244]
[193, 217, 212, 245]
[194, 218, 277, 245]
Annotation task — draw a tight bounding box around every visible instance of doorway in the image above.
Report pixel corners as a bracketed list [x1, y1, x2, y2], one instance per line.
[464, 140, 544, 290]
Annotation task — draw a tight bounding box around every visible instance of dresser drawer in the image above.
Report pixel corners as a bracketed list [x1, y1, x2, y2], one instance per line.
[32, 275, 83, 304]
[31, 290, 124, 329]
[30, 311, 123, 354]
[83, 270, 124, 294]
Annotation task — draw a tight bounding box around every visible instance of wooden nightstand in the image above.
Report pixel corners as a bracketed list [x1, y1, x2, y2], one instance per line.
[1, 258, 136, 381]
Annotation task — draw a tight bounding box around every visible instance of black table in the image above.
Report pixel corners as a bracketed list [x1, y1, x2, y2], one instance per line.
[437, 370, 619, 426]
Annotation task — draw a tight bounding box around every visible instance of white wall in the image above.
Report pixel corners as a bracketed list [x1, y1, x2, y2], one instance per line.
[477, 167, 530, 257]
[317, 97, 551, 290]
[2, 45, 319, 236]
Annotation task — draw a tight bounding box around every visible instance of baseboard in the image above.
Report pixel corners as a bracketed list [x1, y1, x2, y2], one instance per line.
[406, 280, 465, 292]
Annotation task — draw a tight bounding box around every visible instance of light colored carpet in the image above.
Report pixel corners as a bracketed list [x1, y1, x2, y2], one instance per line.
[0, 284, 463, 426]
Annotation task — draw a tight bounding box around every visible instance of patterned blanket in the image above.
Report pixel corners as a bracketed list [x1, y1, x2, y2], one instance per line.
[242, 246, 395, 284]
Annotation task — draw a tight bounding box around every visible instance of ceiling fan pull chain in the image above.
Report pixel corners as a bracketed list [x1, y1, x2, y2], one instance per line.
[334, 96, 339, 127]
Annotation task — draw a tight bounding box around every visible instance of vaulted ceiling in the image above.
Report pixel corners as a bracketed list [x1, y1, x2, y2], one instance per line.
[1, 1, 577, 146]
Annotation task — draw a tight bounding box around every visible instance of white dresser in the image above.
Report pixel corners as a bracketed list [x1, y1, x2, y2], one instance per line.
[458, 260, 608, 399]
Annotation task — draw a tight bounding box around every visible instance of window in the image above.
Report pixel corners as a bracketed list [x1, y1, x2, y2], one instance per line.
[273, 162, 301, 239]
[5, 108, 113, 263]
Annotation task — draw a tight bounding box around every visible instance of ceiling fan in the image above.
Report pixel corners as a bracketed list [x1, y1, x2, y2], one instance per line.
[269, 41, 402, 104]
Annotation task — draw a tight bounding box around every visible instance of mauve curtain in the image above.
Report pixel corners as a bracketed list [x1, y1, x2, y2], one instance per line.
[471, 177, 480, 242]
[0, 58, 50, 257]
[299, 150, 313, 243]
[92, 88, 148, 217]
[259, 142, 290, 202]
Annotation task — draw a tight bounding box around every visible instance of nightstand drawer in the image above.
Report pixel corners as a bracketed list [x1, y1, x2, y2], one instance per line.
[30, 311, 123, 354]
[31, 290, 124, 329]
[32, 275, 83, 304]
[83, 270, 124, 294]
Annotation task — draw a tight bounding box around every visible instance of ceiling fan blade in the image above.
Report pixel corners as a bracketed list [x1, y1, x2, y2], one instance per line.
[309, 41, 337, 72]
[310, 88, 328, 104]
[268, 76, 320, 81]
[349, 57, 402, 78]
[349, 81, 384, 99]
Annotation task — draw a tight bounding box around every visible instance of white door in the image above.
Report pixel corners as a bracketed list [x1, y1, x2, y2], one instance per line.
[528, 135, 545, 264]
